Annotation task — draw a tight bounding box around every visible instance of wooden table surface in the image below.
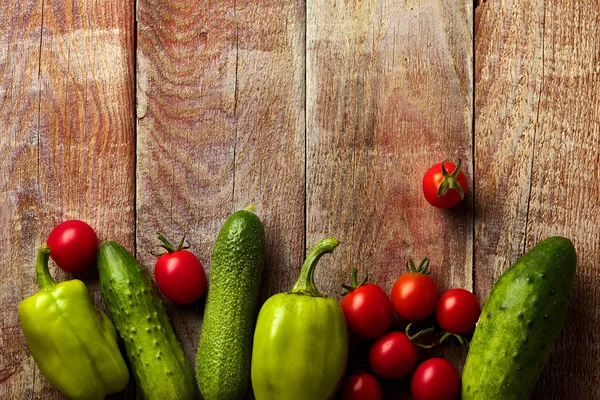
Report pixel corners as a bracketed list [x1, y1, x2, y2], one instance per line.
[1, 0, 599, 399]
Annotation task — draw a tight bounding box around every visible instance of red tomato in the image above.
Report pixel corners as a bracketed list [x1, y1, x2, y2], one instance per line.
[47, 220, 98, 273]
[422, 160, 467, 208]
[340, 372, 382, 400]
[341, 283, 393, 339]
[391, 258, 438, 321]
[154, 234, 206, 304]
[369, 331, 419, 379]
[411, 358, 460, 400]
[435, 288, 481, 334]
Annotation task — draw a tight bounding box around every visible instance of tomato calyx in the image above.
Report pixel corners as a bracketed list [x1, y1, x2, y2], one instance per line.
[342, 268, 369, 296]
[437, 159, 465, 200]
[405, 322, 436, 349]
[438, 331, 469, 348]
[406, 257, 432, 275]
[155, 232, 190, 255]
[405, 323, 470, 350]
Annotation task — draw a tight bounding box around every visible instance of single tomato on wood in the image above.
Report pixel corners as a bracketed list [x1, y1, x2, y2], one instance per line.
[411, 358, 460, 400]
[422, 159, 467, 208]
[47, 220, 98, 273]
[391, 257, 438, 321]
[154, 233, 206, 305]
[340, 372, 382, 400]
[341, 269, 393, 339]
[369, 331, 419, 379]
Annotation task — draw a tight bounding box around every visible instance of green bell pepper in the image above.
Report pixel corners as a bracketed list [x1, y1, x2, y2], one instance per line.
[251, 238, 348, 400]
[18, 245, 129, 400]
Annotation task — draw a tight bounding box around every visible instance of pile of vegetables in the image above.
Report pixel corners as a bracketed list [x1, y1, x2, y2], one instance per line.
[17, 160, 577, 400]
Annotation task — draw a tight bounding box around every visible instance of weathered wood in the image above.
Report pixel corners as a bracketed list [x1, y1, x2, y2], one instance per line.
[306, 0, 473, 397]
[0, 1, 44, 397]
[136, 0, 304, 398]
[475, 0, 600, 398]
[0, 0, 135, 398]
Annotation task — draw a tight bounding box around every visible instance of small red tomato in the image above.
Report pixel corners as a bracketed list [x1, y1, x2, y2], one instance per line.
[47, 220, 98, 273]
[154, 234, 206, 304]
[422, 160, 467, 208]
[411, 358, 460, 400]
[341, 269, 393, 339]
[340, 372, 382, 400]
[369, 331, 419, 379]
[391, 258, 438, 321]
[436, 288, 481, 334]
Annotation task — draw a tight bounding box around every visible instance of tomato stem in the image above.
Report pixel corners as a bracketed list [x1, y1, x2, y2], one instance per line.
[292, 238, 340, 296]
[156, 232, 190, 253]
[437, 159, 465, 200]
[341, 267, 369, 295]
[36, 245, 57, 292]
[405, 322, 436, 349]
[406, 257, 431, 275]
[439, 331, 469, 348]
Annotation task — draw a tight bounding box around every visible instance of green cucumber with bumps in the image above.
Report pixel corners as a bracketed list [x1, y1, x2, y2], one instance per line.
[98, 241, 195, 400]
[196, 206, 265, 400]
[462, 236, 577, 399]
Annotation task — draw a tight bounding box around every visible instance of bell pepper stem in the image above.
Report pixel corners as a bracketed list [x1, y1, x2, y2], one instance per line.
[291, 238, 340, 296]
[36, 245, 57, 291]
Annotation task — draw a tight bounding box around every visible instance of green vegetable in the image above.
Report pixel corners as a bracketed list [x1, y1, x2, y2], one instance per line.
[98, 241, 195, 400]
[196, 206, 266, 400]
[462, 236, 577, 399]
[18, 245, 129, 400]
[251, 238, 348, 400]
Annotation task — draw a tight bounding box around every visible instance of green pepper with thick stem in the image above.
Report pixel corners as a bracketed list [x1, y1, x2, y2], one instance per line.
[18, 245, 129, 400]
[251, 238, 348, 400]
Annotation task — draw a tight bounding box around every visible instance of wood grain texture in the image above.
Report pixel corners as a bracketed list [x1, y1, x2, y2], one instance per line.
[475, 0, 600, 398]
[0, 1, 44, 397]
[0, 0, 135, 398]
[136, 0, 304, 397]
[306, 1, 473, 397]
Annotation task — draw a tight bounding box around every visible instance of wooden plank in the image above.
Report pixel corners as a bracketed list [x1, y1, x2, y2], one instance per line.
[475, 0, 600, 398]
[522, 0, 600, 397]
[0, 0, 44, 397]
[136, 1, 304, 398]
[306, 1, 473, 397]
[231, 0, 306, 300]
[0, 0, 135, 398]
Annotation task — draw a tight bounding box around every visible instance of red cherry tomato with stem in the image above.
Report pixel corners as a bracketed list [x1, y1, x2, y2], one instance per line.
[154, 233, 206, 305]
[340, 372, 382, 400]
[47, 220, 98, 273]
[369, 331, 419, 379]
[391, 257, 438, 321]
[422, 159, 467, 208]
[411, 358, 460, 400]
[436, 288, 481, 335]
[341, 268, 393, 339]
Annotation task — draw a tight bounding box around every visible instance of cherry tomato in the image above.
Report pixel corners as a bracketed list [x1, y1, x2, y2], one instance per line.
[422, 160, 467, 208]
[340, 372, 382, 400]
[154, 234, 206, 304]
[341, 270, 393, 339]
[47, 220, 98, 273]
[391, 258, 438, 321]
[411, 358, 460, 400]
[435, 288, 481, 334]
[369, 331, 419, 379]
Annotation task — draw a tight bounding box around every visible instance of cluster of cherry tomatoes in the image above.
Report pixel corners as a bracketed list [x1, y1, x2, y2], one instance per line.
[339, 257, 481, 400]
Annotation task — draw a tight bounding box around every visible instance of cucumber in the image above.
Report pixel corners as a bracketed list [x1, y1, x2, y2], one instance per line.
[98, 241, 195, 400]
[462, 236, 577, 399]
[196, 206, 265, 400]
